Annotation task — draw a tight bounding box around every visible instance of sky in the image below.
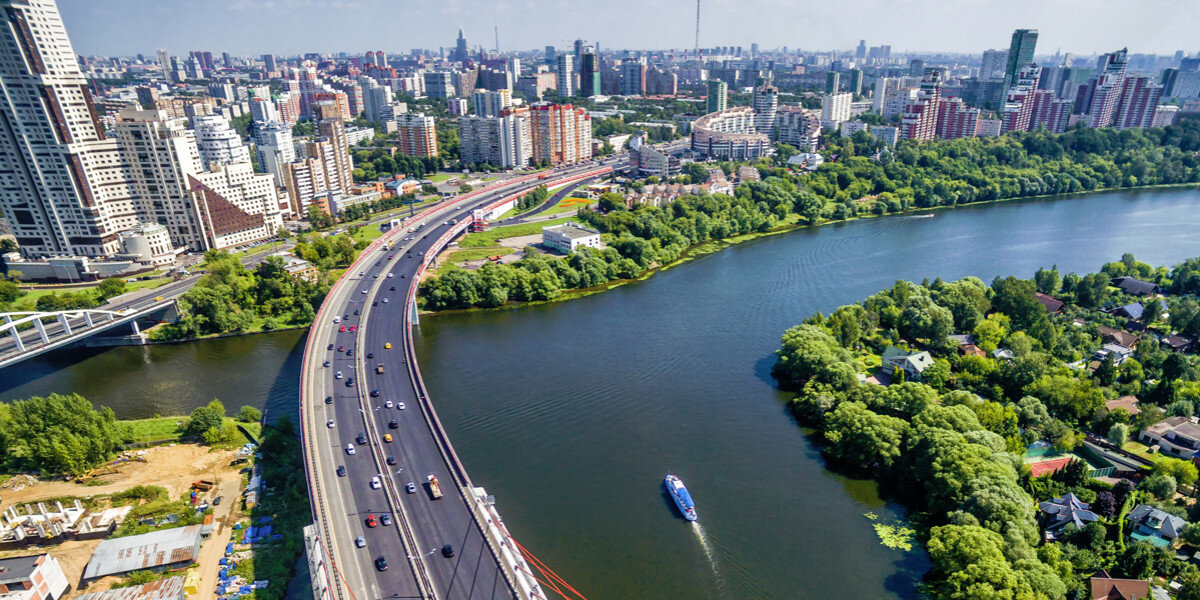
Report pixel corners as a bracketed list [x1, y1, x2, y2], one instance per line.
[60, 0, 1198, 58]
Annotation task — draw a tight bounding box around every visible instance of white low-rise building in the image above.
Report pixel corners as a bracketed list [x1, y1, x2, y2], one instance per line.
[542, 222, 601, 254]
[0, 553, 69, 600]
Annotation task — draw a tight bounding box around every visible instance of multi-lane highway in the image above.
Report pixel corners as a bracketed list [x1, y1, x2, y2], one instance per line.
[301, 162, 622, 600]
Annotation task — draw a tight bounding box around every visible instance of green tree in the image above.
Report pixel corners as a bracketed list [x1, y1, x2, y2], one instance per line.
[821, 401, 909, 473]
[237, 406, 262, 423]
[183, 399, 226, 438]
[0, 393, 130, 475]
[1107, 423, 1129, 447]
[95, 277, 127, 302]
[1139, 473, 1177, 500]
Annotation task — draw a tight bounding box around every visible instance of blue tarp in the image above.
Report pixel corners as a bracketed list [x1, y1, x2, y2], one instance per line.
[257, 516, 273, 524]
[259, 525, 272, 536]
[239, 586, 252, 594]
[219, 558, 228, 565]
[225, 543, 234, 554]
[219, 568, 228, 578]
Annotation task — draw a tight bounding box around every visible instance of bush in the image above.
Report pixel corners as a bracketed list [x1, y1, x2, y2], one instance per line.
[182, 400, 225, 438]
[238, 406, 262, 423]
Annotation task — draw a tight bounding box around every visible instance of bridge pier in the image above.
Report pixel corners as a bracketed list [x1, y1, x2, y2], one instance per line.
[409, 299, 419, 326]
[57, 314, 73, 336]
[32, 318, 50, 344]
[130, 320, 140, 336]
[3, 315, 23, 352]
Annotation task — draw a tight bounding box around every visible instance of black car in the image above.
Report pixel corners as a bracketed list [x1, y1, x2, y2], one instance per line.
[372, 301, 378, 306]
[441, 545, 455, 558]
[325, 396, 333, 404]
[367, 352, 374, 359]
[389, 286, 396, 291]
[345, 378, 354, 387]
[327, 343, 334, 350]
[354, 309, 360, 315]
[386, 456, 397, 465]
[356, 433, 367, 445]
[322, 360, 330, 367]
[375, 556, 388, 571]
[343, 314, 349, 320]
[347, 349, 354, 357]
[388, 420, 398, 429]
[213, 496, 223, 506]
[336, 465, 346, 477]
[370, 389, 380, 397]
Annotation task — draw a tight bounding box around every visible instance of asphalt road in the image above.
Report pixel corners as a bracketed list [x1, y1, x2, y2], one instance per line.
[304, 162, 617, 600]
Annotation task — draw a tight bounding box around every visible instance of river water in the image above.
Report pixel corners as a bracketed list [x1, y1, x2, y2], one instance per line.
[5, 187, 1200, 599]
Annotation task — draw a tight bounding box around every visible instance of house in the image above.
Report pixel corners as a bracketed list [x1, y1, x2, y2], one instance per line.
[880, 347, 934, 381]
[1089, 570, 1150, 600]
[1095, 343, 1134, 365]
[541, 222, 602, 254]
[1162, 335, 1195, 354]
[948, 334, 976, 346]
[1113, 276, 1159, 296]
[1114, 300, 1166, 321]
[1139, 416, 1200, 460]
[959, 344, 986, 358]
[1097, 325, 1140, 349]
[0, 554, 70, 600]
[1036, 292, 1065, 314]
[993, 348, 1015, 360]
[1127, 504, 1187, 548]
[1039, 492, 1100, 541]
[1104, 396, 1141, 416]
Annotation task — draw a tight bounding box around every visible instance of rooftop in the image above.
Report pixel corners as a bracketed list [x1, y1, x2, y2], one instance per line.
[0, 553, 44, 587]
[75, 576, 185, 600]
[83, 525, 202, 580]
[543, 222, 599, 240]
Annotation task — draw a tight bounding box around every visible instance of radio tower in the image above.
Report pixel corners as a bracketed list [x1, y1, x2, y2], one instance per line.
[494, 26, 500, 52]
[694, 0, 701, 54]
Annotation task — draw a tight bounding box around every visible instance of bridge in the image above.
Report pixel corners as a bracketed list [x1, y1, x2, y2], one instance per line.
[0, 298, 178, 370]
[298, 159, 632, 600]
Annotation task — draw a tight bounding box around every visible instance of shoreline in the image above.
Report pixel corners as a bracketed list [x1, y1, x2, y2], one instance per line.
[420, 181, 1200, 316]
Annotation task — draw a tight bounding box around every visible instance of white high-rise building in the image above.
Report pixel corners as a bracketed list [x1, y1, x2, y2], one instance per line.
[458, 114, 530, 168]
[753, 84, 778, 134]
[472, 89, 512, 117]
[556, 54, 574, 97]
[359, 76, 399, 124]
[872, 77, 900, 113]
[114, 108, 206, 250]
[188, 162, 284, 249]
[0, 0, 139, 257]
[980, 49, 1009, 80]
[248, 97, 279, 123]
[191, 114, 251, 168]
[254, 122, 296, 186]
[821, 92, 853, 127]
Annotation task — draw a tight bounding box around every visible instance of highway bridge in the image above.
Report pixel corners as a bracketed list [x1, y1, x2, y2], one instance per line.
[300, 162, 624, 600]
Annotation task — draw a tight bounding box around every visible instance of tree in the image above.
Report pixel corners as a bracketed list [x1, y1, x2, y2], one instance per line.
[1092, 491, 1118, 517]
[183, 399, 226, 438]
[1107, 423, 1129, 447]
[1034, 266, 1062, 295]
[1153, 456, 1199, 488]
[821, 401, 909, 473]
[202, 421, 240, 446]
[1139, 473, 1177, 500]
[991, 276, 1044, 330]
[95, 277, 127, 302]
[237, 406, 262, 423]
[421, 184, 438, 194]
[0, 393, 129, 475]
[772, 324, 859, 390]
[1142, 298, 1163, 323]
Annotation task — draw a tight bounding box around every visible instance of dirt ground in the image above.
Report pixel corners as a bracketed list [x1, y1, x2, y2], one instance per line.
[0, 444, 245, 597]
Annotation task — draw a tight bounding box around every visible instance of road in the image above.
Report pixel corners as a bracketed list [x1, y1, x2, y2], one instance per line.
[301, 161, 622, 600]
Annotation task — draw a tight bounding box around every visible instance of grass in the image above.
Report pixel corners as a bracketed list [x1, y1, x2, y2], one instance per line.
[228, 241, 286, 262]
[459, 216, 574, 248]
[436, 247, 516, 274]
[10, 278, 173, 311]
[121, 416, 261, 445]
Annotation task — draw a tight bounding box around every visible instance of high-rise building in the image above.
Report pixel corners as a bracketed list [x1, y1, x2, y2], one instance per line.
[544, 45, 556, 67]
[262, 53, 277, 72]
[473, 89, 512, 117]
[157, 48, 172, 80]
[753, 83, 778, 134]
[580, 53, 601, 97]
[1029, 90, 1072, 133]
[573, 39, 585, 72]
[359, 77, 398, 124]
[856, 40, 866, 61]
[314, 101, 354, 195]
[774, 106, 822, 150]
[934, 97, 979, 139]
[909, 59, 924, 78]
[848, 69, 863, 95]
[1004, 29, 1038, 87]
[981, 49, 1008, 80]
[458, 113, 531, 168]
[529, 103, 592, 165]
[820, 92, 853, 126]
[0, 0, 138, 257]
[1000, 65, 1040, 132]
[901, 76, 942, 141]
[646, 67, 677, 95]
[422, 71, 455, 98]
[556, 54, 575, 97]
[187, 161, 285, 248]
[249, 97, 279, 123]
[825, 72, 840, 94]
[1113, 76, 1163, 129]
[620, 59, 647, 96]
[454, 28, 469, 63]
[706, 80, 728, 113]
[191, 115, 251, 168]
[872, 77, 899, 113]
[396, 113, 439, 157]
[447, 98, 469, 116]
[253, 122, 295, 186]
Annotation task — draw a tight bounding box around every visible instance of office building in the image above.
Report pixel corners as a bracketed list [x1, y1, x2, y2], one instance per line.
[753, 83, 778, 134]
[478, 67, 513, 92]
[0, 0, 139, 257]
[517, 72, 557, 100]
[453, 28, 469, 63]
[545, 45, 556, 67]
[249, 97, 279, 123]
[825, 72, 840, 94]
[458, 113, 531, 168]
[254, 122, 295, 186]
[620, 59, 647, 96]
[820, 93, 853, 127]
[628, 134, 679, 178]
[981, 49, 1008, 80]
[396, 113, 439, 158]
[191, 115, 251, 169]
[848, 69, 863, 95]
[706, 80, 728, 113]
[909, 59, 925, 78]
[473, 89, 512, 117]
[262, 53, 277, 72]
[690, 107, 771, 159]
[556, 54, 574, 97]
[1004, 29, 1038, 87]
[856, 40, 866, 61]
[529, 103, 592, 165]
[580, 53, 601, 97]
[422, 71, 455, 98]
[157, 48, 171, 80]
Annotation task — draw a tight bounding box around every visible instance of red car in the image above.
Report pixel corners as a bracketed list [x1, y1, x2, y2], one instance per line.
[366, 514, 378, 528]
[388, 254, 394, 259]
[349, 325, 357, 332]
[338, 325, 346, 332]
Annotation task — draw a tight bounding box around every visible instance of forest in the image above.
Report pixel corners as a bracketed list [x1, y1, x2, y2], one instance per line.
[420, 120, 1200, 311]
[775, 254, 1200, 600]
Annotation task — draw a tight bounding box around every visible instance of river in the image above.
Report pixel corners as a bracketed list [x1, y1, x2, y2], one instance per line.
[5, 187, 1200, 599]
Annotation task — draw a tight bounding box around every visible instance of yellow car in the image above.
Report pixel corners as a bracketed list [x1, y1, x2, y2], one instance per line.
[385, 342, 392, 349]
[383, 434, 393, 443]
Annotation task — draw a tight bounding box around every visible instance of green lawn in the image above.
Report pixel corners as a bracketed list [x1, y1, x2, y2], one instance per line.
[436, 247, 515, 274]
[121, 416, 262, 445]
[458, 217, 574, 248]
[11, 277, 173, 311]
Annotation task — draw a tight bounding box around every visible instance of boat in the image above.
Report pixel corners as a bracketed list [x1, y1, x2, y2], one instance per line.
[665, 474, 697, 521]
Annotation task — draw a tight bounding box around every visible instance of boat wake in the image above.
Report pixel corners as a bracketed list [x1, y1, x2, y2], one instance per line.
[691, 521, 729, 597]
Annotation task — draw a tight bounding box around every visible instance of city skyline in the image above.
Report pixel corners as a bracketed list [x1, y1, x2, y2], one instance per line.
[60, 0, 1199, 57]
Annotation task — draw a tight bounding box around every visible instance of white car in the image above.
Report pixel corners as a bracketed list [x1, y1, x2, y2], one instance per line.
[361, 289, 368, 294]
[327, 419, 335, 428]
[346, 444, 356, 455]
[333, 316, 341, 323]
[335, 371, 343, 380]
[384, 400, 393, 409]
[398, 402, 406, 410]
[387, 273, 394, 278]
[355, 536, 366, 548]
[382, 298, 389, 304]
[406, 482, 416, 494]
[370, 476, 381, 490]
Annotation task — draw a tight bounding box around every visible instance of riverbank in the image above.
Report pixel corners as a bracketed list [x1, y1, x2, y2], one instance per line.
[421, 182, 1200, 315]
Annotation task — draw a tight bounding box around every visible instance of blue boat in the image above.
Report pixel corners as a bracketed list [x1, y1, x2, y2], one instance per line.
[665, 474, 697, 521]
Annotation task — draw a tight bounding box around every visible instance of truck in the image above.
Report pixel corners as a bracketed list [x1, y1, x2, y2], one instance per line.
[192, 479, 215, 491]
[427, 474, 443, 499]
[376, 363, 385, 374]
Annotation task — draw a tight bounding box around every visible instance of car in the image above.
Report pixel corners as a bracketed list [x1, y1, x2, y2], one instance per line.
[388, 420, 398, 429]
[343, 314, 349, 320]
[326, 419, 335, 428]
[381, 514, 392, 526]
[382, 298, 389, 304]
[383, 434, 393, 443]
[355, 536, 366, 548]
[406, 482, 416, 494]
[386, 455, 396, 465]
[338, 325, 346, 332]
[385, 342, 392, 349]
[356, 433, 367, 444]
[323, 360, 330, 367]
[354, 309, 360, 315]
[359, 272, 364, 277]
[333, 316, 340, 323]
[389, 286, 396, 291]
[370, 389, 380, 397]
[345, 444, 355, 455]
[345, 378, 354, 387]
[372, 301, 378, 306]
[374, 556, 388, 571]
[324, 396, 333, 404]
[370, 476, 381, 489]
[366, 514, 378, 527]
[349, 325, 357, 332]
[361, 289, 367, 294]
[398, 402, 406, 410]
[384, 399, 394, 409]
[335, 371, 343, 379]
[213, 496, 223, 506]
[441, 545, 455, 558]
[388, 254, 394, 259]
[373, 273, 379, 279]
[387, 273, 394, 278]
[327, 343, 334, 351]
[347, 349, 354, 357]
[400, 274, 406, 278]
[336, 465, 346, 477]
[375, 261, 381, 266]
[367, 352, 374, 359]
[337, 345, 345, 352]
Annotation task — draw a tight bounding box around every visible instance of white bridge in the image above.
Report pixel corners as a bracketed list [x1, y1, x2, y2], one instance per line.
[0, 299, 177, 370]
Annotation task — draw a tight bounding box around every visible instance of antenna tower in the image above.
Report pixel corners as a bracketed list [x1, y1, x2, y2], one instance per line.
[694, 0, 701, 53]
[494, 26, 500, 53]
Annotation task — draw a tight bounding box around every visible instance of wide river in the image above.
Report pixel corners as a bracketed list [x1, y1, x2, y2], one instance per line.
[5, 187, 1200, 599]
